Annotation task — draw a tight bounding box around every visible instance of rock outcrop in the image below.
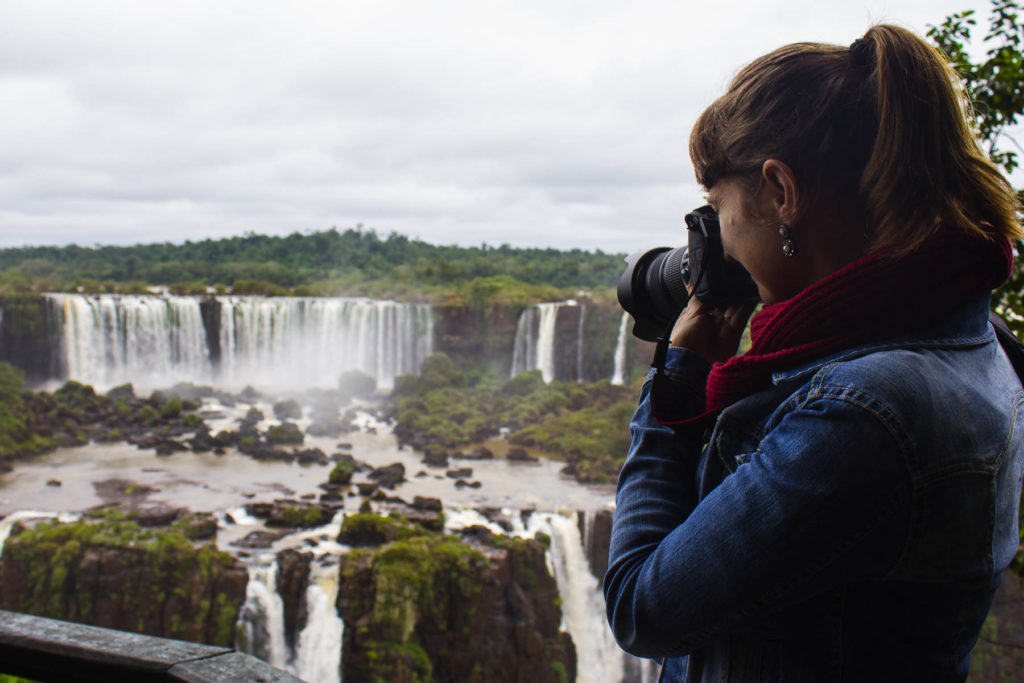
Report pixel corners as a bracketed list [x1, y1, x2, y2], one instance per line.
[276, 548, 313, 651]
[335, 513, 576, 683]
[0, 511, 246, 647]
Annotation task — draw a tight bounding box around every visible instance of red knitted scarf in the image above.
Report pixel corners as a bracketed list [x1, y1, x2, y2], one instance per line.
[703, 230, 1013, 412]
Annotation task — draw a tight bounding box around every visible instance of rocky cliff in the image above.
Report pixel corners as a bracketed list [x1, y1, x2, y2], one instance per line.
[0, 294, 651, 388]
[335, 513, 576, 683]
[0, 294, 61, 382]
[433, 299, 648, 384]
[0, 511, 246, 647]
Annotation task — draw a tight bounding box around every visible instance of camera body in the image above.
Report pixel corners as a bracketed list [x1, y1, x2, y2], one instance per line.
[617, 205, 759, 341]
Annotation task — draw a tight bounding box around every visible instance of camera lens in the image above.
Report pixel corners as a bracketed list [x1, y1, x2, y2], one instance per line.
[617, 246, 690, 342]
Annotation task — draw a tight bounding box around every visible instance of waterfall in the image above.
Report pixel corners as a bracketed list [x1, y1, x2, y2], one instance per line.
[293, 561, 343, 683]
[217, 297, 433, 390]
[535, 304, 560, 383]
[527, 512, 626, 683]
[444, 507, 626, 682]
[48, 293, 210, 388]
[610, 312, 631, 386]
[446, 505, 626, 679]
[45, 294, 433, 390]
[237, 557, 289, 669]
[510, 306, 538, 378]
[576, 305, 585, 383]
[509, 301, 575, 383]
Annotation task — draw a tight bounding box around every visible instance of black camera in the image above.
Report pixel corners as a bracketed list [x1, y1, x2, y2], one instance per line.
[617, 205, 759, 341]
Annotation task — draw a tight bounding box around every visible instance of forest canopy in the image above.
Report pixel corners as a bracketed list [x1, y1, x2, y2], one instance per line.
[0, 227, 627, 304]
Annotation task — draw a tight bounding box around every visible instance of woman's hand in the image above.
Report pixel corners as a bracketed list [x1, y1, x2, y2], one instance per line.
[669, 295, 756, 363]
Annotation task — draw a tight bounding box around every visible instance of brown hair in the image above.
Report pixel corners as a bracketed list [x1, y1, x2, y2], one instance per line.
[689, 24, 1022, 255]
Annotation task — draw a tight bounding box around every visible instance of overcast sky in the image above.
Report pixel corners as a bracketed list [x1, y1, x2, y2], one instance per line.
[0, 0, 1013, 254]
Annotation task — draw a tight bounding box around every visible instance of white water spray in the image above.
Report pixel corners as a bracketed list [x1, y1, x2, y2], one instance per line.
[293, 561, 343, 683]
[46, 294, 433, 391]
[50, 294, 210, 389]
[217, 297, 433, 390]
[237, 557, 289, 669]
[510, 301, 576, 383]
[576, 305, 586, 382]
[0, 511, 79, 556]
[526, 511, 625, 683]
[611, 312, 631, 386]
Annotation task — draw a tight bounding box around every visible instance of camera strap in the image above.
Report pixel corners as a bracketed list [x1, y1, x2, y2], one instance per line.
[649, 329, 719, 431]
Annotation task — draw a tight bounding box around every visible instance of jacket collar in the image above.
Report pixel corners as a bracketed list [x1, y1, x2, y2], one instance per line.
[769, 293, 995, 386]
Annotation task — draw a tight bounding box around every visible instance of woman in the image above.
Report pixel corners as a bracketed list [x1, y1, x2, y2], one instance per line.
[603, 24, 1024, 682]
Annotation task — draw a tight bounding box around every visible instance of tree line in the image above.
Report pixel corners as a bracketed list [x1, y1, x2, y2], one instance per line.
[0, 227, 626, 302]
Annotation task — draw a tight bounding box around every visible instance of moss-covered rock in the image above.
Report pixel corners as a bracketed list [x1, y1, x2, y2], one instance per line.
[336, 517, 575, 683]
[391, 352, 634, 484]
[273, 399, 302, 420]
[0, 510, 246, 646]
[329, 457, 356, 485]
[266, 422, 304, 445]
[338, 513, 430, 547]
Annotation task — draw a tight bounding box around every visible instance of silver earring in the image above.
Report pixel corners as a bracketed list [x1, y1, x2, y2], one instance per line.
[779, 223, 797, 257]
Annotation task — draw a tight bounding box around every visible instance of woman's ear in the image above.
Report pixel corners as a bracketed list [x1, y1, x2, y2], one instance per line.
[761, 159, 799, 223]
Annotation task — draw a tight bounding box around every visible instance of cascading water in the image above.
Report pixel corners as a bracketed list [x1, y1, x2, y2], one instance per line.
[237, 557, 289, 669]
[576, 305, 586, 383]
[527, 511, 626, 683]
[293, 561, 343, 683]
[510, 301, 576, 383]
[217, 297, 433, 390]
[49, 293, 210, 388]
[45, 294, 433, 390]
[611, 311, 631, 386]
[510, 306, 539, 379]
[445, 507, 627, 683]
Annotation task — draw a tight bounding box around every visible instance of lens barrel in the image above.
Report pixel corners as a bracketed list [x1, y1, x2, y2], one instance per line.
[616, 246, 690, 342]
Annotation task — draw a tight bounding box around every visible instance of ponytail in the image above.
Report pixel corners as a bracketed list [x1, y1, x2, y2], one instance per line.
[860, 25, 1021, 253]
[689, 24, 1023, 257]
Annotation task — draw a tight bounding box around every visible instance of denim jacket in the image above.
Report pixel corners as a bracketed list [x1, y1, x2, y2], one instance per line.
[604, 295, 1024, 682]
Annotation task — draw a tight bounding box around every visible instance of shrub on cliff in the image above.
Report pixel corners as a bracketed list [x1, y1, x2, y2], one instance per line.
[338, 513, 430, 546]
[0, 363, 25, 406]
[336, 523, 575, 683]
[328, 458, 356, 486]
[0, 510, 245, 646]
[393, 353, 634, 483]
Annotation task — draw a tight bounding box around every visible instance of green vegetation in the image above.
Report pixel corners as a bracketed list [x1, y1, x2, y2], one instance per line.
[338, 517, 481, 680]
[336, 514, 571, 682]
[329, 459, 356, 486]
[928, 0, 1024, 335]
[0, 368, 205, 462]
[393, 353, 635, 483]
[0, 227, 623, 304]
[338, 513, 433, 546]
[1, 509, 240, 646]
[277, 505, 327, 527]
[265, 422, 304, 445]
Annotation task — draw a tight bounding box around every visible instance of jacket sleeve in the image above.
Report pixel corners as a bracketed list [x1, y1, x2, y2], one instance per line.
[603, 348, 910, 658]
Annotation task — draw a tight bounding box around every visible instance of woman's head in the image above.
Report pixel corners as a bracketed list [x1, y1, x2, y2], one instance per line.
[690, 24, 1021, 259]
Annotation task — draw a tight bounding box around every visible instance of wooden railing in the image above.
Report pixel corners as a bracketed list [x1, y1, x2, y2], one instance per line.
[0, 610, 303, 682]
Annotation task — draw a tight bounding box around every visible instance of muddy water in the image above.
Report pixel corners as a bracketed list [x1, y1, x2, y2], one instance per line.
[0, 399, 616, 518]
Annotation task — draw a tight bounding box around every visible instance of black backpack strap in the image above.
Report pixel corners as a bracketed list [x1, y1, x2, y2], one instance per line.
[989, 311, 1024, 386]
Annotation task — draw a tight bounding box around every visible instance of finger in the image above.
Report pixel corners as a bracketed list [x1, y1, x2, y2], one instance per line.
[724, 302, 757, 329]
